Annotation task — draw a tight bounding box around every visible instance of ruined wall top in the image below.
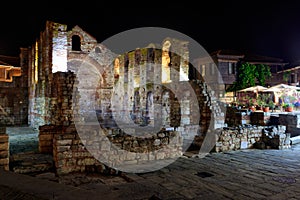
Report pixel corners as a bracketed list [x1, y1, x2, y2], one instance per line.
[67, 25, 98, 54]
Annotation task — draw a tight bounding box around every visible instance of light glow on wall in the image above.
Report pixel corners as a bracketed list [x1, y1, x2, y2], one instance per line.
[114, 58, 120, 78]
[179, 53, 189, 81]
[161, 40, 172, 83]
[52, 37, 68, 73]
[162, 51, 171, 83]
[34, 41, 38, 83]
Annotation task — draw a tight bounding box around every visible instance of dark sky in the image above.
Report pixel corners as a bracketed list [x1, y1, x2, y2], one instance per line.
[2, 1, 300, 63]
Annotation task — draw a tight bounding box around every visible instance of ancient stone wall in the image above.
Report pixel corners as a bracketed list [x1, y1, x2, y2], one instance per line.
[25, 20, 226, 136]
[0, 87, 28, 126]
[225, 107, 271, 127]
[67, 25, 98, 54]
[0, 127, 9, 170]
[39, 125, 56, 154]
[0, 50, 28, 126]
[215, 126, 263, 152]
[262, 125, 290, 149]
[28, 21, 69, 128]
[250, 112, 271, 126]
[278, 113, 300, 137]
[28, 20, 228, 175]
[215, 125, 290, 152]
[49, 71, 77, 126]
[44, 125, 182, 175]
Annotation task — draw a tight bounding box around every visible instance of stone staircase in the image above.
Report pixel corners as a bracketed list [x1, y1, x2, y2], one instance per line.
[9, 151, 54, 175]
[7, 126, 54, 175]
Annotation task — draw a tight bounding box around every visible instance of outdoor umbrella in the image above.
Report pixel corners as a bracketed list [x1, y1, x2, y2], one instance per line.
[237, 85, 268, 104]
[238, 85, 268, 92]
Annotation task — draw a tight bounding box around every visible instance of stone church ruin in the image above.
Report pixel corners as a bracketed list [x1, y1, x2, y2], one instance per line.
[1, 20, 228, 174]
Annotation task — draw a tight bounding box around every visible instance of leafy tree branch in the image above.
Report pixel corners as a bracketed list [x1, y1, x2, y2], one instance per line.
[226, 62, 271, 92]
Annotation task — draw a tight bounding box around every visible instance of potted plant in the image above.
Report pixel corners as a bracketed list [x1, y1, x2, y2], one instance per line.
[256, 97, 264, 110]
[263, 105, 270, 112]
[267, 100, 275, 112]
[249, 98, 256, 111]
[282, 95, 297, 112]
[244, 96, 255, 111]
[256, 94, 268, 111]
[283, 103, 294, 112]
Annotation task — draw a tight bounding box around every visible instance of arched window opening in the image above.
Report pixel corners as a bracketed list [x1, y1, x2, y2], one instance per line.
[188, 62, 197, 80]
[162, 91, 171, 127]
[95, 47, 102, 53]
[135, 49, 141, 65]
[147, 48, 155, 63]
[131, 91, 140, 124]
[72, 35, 81, 51]
[114, 58, 120, 79]
[145, 91, 154, 126]
[162, 40, 171, 83]
[124, 54, 129, 83]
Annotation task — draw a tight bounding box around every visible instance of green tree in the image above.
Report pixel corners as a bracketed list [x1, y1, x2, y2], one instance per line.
[283, 71, 291, 83]
[256, 64, 272, 86]
[227, 62, 271, 92]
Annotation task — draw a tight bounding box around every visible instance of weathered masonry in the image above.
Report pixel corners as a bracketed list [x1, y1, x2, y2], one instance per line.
[0, 127, 9, 171]
[21, 20, 226, 174]
[0, 54, 28, 126]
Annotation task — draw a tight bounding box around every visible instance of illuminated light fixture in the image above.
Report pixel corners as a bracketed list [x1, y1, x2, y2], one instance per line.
[0, 66, 21, 82]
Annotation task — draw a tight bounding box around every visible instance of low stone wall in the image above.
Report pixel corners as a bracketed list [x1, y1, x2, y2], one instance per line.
[0, 127, 9, 170]
[39, 125, 57, 154]
[262, 126, 290, 149]
[41, 123, 291, 174]
[53, 126, 104, 175]
[250, 112, 271, 126]
[0, 88, 28, 126]
[225, 107, 271, 126]
[278, 113, 300, 137]
[215, 126, 264, 152]
[225, 108, 251, 126]
[41, 125, 182, 175]
[215, 125, 289, 152]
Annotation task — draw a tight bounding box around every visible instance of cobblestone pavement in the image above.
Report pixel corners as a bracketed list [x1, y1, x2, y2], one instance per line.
[1, 143, 300, 199]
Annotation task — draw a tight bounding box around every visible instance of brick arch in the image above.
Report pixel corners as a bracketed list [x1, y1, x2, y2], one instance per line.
[162, 38, 172, 51]
[67, 57, 106, 87]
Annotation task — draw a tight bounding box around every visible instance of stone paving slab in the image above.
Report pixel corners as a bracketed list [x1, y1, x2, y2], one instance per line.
[1, 143, 300, 199]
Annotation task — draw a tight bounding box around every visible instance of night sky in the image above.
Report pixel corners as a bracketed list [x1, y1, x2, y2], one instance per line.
[2, 1, 300, 63]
